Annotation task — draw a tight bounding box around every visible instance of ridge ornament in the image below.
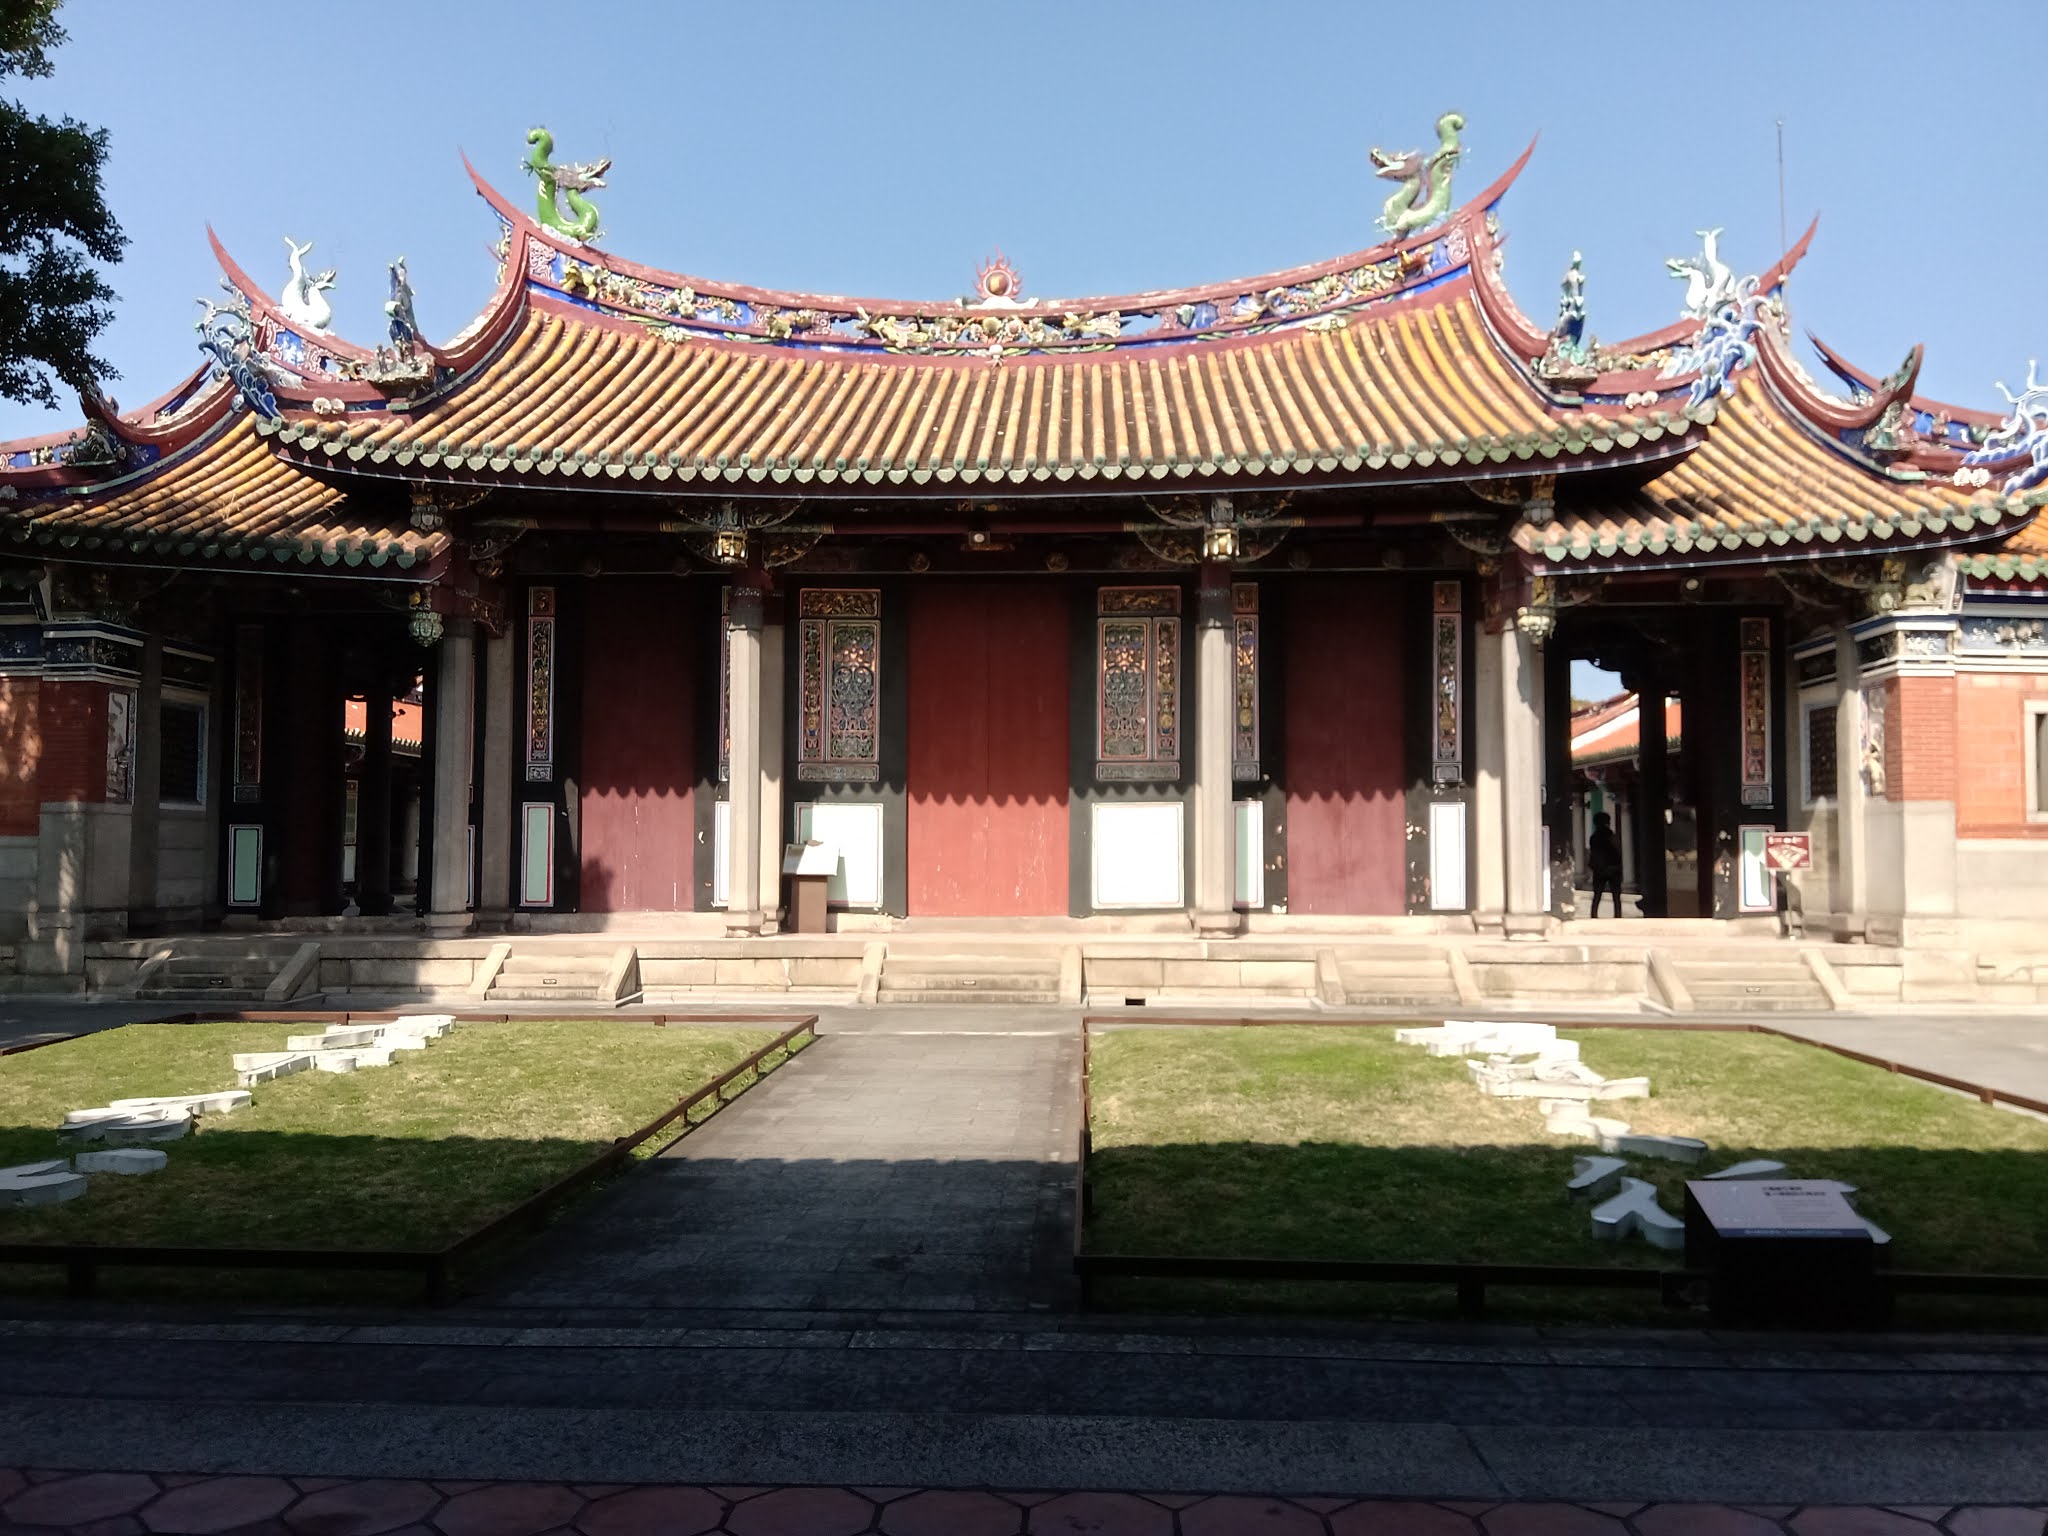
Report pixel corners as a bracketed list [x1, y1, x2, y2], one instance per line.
[278, 237, 335, 333]
[523, 128, 608, 244]
[1371, 111, 1465, 238]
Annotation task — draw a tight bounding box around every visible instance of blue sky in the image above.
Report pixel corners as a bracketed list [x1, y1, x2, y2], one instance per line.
[11, 0, 2044, 695]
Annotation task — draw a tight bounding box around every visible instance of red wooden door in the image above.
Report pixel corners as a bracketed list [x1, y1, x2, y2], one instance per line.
[580, 581, 694, 910]
[907, 585, 1069, 915]
[1284, 580, 1406, 914]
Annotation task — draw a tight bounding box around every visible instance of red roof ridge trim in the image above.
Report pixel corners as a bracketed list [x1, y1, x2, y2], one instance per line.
[464, 143, 1537, 360]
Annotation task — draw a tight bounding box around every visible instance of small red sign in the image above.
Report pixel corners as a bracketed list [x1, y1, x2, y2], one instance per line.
[1762, 832, 1813, 872]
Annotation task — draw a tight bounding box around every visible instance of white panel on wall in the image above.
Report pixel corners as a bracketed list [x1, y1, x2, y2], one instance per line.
[1092, 800, 1185, 908]
[1739, 824, 1774, 913]
[1429, 800, 1468, 911]
[712, 799, 730, 908]
[519, 803, 554, 907]
[228, 825, 262, 907]
[798, 801, 886, 908]
[1233, 799, 1263, 909]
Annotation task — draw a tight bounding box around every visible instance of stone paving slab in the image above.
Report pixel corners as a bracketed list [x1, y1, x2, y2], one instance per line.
[0, 1468, 2042, 1535]
[484, 1028, 1080, 1314]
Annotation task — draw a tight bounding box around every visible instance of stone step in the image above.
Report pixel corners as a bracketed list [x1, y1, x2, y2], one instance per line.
[161, 950, 286, 966]
[1343, 992, 1460, 1008]
[1335, 974, 1466, 987]
[1685, 981, 1827, 998]
[136, 987, 273, 1003]
[1683, 995, 1829, 1013]
[491, 967, 607, 985]
[1328, 946, 1459, 961]
[880, 970, 1061, 992]
[1685, 982, 1828, 1006]
[1676, 961, 1814, 980]
[161, 961, 283, 980]
[498, 955, 614, 973]
[876, 987, 1062, 1006]
[487, 984, 604, 1002]
[153, 971, 279, 990]
[883, 956, 1064, 976]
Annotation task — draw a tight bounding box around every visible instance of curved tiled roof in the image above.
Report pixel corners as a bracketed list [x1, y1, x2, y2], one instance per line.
[0, 138, 2034, 578]
[2, 415, 437, 570]
[1962, 510, 2048, 581]
[1517, 374, 2039, 566]
[262, 290, 1699, 495]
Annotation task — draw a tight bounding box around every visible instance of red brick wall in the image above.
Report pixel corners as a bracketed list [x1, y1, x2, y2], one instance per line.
[35, 681, 110, 806]
[1885, 674, 1956, 803]
[0, 676, 42, 836]
[1957, 670, 2048, 838]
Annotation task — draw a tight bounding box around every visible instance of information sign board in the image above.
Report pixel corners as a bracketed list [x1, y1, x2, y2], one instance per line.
[1762, 831, 1813, 871]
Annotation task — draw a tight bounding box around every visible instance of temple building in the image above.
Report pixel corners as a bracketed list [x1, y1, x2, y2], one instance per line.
[2, 120, 2046, 1001]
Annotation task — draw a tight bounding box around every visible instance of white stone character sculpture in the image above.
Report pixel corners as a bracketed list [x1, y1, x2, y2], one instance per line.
[1589, 1177, 1685, 1250]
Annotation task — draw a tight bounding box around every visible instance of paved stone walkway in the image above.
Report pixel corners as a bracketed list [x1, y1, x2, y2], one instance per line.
[485, 1020, 1079, 1314]
[0, 1469, 2042, 1535]
[1771, 1015, 2048, 1105]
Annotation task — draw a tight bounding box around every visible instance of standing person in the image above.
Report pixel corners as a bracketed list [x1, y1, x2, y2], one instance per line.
[1588, 811, 1624, 918]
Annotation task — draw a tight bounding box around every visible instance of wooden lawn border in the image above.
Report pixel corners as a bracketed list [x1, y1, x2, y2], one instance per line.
[1073, 1013, 2048, 1316]
[0, 1035, 82, 1057]
[0, 1012, 818, 1305]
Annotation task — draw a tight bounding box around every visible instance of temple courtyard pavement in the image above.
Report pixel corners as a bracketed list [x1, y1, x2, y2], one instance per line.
[2, 998, 2047, 1528]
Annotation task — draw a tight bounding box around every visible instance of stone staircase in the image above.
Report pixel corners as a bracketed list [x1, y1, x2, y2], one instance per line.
[1335, 945, 1463, 1010]
[133, 942, 319, 1005]
[1659, 948, 1838, 1013]
[876, 951, 1065, 1005]
[483, 946, 634, 1005]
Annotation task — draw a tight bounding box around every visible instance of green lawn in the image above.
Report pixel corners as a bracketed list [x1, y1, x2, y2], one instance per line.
[0, 1019, 786, 1255]
[1086, 1025, 2048, 1286]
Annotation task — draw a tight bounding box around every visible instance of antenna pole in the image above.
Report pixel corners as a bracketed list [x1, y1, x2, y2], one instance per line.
[1776, 118, 1789, 287]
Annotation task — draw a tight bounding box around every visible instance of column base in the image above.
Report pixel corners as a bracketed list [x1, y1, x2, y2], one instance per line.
[1502, 912, 1553, 942]
[724, 911, 764, 937]
[424, 911, 475, 936]
[1191, 908, 1241, 937]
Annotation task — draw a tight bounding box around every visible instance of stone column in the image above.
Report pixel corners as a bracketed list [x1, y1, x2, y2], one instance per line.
[476, 625, 516, 925]
[357, 689, 394, 914]
[756, 598, 786, 932]
[1190, 566, 1238, 935]
[125, 633, 163, 932]
[1470, 624, 1506, 925]
[724, 585, 765, 934]
[1637, 684, 1669, 917]
[1617, 784, 1637, 892]
[1832, 626, 1868, 933]
[426, 618, 475, 932]
[1500, 622, 1548, 935]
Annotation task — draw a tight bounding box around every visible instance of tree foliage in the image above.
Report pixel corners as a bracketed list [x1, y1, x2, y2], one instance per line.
[0, 0, 125, 409]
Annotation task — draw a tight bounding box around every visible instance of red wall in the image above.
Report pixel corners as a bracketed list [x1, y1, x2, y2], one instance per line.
[580, 582, 695, 911]
[1284, 579, 1407, 914]
[1957, 670, 2048, 838]
[907, 584, 1069, 915]
[36, 680, 109, 806]
[0, 676, 43, 834]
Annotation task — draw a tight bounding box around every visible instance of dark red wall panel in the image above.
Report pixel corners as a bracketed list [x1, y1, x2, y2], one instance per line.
[1284, 580, 1407, 915]
[580, 582, 694, 911]
[907, 585, 1069, 916]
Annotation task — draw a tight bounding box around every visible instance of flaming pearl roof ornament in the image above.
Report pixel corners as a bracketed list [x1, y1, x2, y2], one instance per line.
[971, 252, 1025, 308]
